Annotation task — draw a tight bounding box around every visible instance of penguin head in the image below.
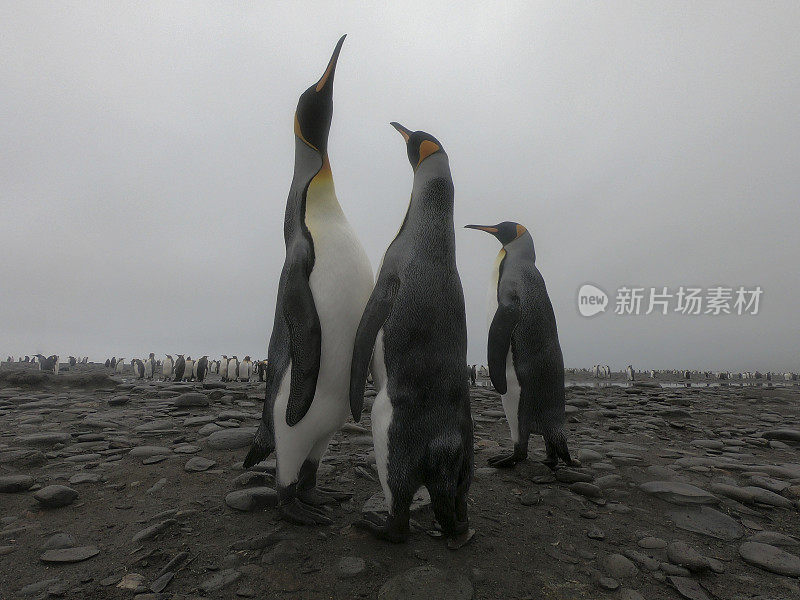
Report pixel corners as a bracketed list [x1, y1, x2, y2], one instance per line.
[390, 122, 445, 170]
[294, 34, 346, 156]
[465, 221, 529, 246]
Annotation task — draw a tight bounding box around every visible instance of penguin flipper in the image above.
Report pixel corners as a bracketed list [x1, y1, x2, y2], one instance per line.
[488, 293, 520, 395]
[243, 420, 276, 468]
[349, 274, 398, 421]
[283, 262, 322, 426]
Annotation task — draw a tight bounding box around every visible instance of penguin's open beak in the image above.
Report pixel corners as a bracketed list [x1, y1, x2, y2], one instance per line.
[390, 122, 412, 143]
[464, 224, 499, 234]
[316, 34, 346, 93]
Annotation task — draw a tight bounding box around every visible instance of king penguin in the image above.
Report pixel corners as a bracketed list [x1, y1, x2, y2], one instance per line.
[173, 355, 185, 381]
[226, 356, 238, 382]
[162, 355, 174, 381]
[219, 355, 228, 382]
[243, 35, 374, 526]
[349, 123, 473, 546]
[465, 221, 573, 469]
[196, 356, 208, 382]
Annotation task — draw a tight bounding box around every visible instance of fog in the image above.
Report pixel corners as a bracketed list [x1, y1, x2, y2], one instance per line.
[2, 2, 798, 371]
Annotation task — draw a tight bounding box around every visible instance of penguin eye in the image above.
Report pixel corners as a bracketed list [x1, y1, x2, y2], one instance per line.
[417, 140, 440, 165]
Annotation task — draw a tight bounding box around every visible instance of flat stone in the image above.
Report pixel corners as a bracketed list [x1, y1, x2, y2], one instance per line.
[129, 446, 171, 458]
[107, 396, 130, 406]
[750, 531, 799, 547]
[667, 506, 744, 541]
[206, 428, 257, 450]
[69, 472, 102, 484]
[33, 485, 78, 508]
[666, 541, 724, 573]
[117, 573, 146, 590]
[600, 553, 638, 579]
[710, 483, 794, 508]
[184, 456, 216, 472]
[668, 576, 711, 600]
[200, 569, 241, 593]
[570, 482, 603, 498]
[16, 433, 71, 446]
[173, 443, 201, 454]
[739, 542, 800, 576]
[40, 546, 99, 563]
[555, 469, 593, 484]
[19, 578, 62, 596]
[174, 392, 209, 407]
[638, 537, 667, 549]
[762, 429, 800, 443]
[0, 474, 34, 493]
[134, 419, 175, 432]
[378, 565, 473, 600]
[198, 423, 222, 436]
[640, 481, 718, 505]
[225, 487, 278, 511]
[337, 556, 366, 578]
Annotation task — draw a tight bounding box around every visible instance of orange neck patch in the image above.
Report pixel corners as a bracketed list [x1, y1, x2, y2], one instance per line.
[418, 140, 440, 166]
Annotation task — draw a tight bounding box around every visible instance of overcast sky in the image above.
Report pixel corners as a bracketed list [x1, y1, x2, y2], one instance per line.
[2, 2, 798, 371]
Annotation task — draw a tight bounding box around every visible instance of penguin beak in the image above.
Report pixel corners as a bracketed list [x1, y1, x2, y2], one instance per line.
[316, 34, 346, 93]
[390, 122, 412, 143]
[464, 224, 499, 234]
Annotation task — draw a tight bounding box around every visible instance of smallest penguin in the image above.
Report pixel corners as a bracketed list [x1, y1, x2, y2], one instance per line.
[465, 221, 573, 469]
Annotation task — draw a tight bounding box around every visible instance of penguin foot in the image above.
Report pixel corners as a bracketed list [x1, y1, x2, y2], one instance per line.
[353, 512, 408, 544]
[446, 528, 475, 550]
[279, 499, 332, 526]
[298, 486, 352, 507]
[488, 451, 524, 468]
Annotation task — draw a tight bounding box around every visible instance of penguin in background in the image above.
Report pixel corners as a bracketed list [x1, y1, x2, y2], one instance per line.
[191, 357, 200, 380]
[239, 356, 253, 382]
[219, 355, 229, 382]
[626, 365, 635, 381]
[69, 356, 77, 367]
[174, 355, 185, 381]
[162, 355, 174, 380]
[196, 356, 209, 382]
[115, 358, 126, 374]
[226, 355, 239, 382]
[349, 124, 473, 546]
[110, 357, 117, 369]
[243, 35, 374, 526]
[184, 357, 195, 381]
[144, 353, 156, 379]
[257, 360, 267, 382]
[132, 358, 145, 379]
[465, 221, 572, 469]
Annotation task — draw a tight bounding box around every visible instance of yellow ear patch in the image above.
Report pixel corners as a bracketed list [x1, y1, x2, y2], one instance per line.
[515, 224, 527, 238]
[418, 140, 440, 165]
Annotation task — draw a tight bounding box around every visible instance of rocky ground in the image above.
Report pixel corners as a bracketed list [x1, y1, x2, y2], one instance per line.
[1, 363, 799, 600]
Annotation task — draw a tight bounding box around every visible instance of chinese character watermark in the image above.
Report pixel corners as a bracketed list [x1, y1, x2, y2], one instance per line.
[578, 285, 762, 317]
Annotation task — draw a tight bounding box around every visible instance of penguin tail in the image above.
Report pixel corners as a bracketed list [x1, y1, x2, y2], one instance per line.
[543, 427, 573, 468]
[242, 422, 275, 468]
